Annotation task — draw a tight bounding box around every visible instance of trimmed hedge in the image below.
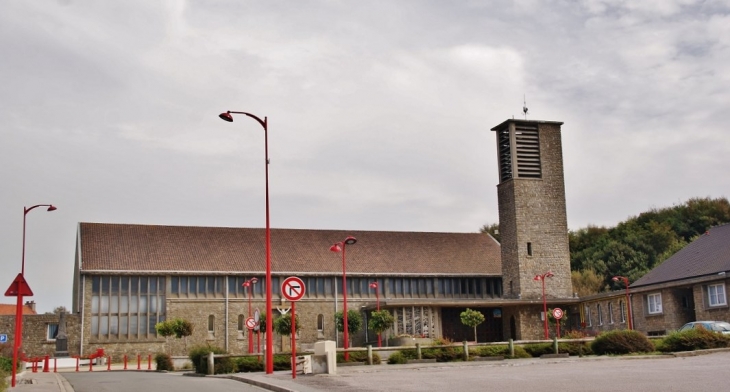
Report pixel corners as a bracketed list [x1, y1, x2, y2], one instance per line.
[658, 328, 730, 352]
[188, 346, 235, 374]
[590, 330, 655, 355]
[154, 353, 174, 371]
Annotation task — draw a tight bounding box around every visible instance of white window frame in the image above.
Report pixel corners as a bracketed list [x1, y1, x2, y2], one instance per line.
[620, 300, 626, 323]
[708, 283, 727, 307]
[647, 293, 663, 314]
[46, 323, 59, 341]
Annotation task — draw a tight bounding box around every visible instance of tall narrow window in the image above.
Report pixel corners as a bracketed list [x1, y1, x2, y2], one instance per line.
[597, 304, 603, 325]
[237, 314, 245, 339]
[608, 302, 614, 324]
[208, 315, 215, 339]
[620, 300, 626, 323]
[527, 242, 533, 256]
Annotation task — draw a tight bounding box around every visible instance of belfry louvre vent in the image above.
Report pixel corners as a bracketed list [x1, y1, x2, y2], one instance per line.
[498, 127, 513, 182]
[514, 124, 541, 178]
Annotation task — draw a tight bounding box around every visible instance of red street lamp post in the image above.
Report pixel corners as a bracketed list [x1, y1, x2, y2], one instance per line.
[369, 281, 381, 347]
[612, 276, 633, 330]
[219, 111, 274, 374]
[243, 277, 259, 353]
[330, 236, 357, 361]
[533, 271, 554, 340]
[11, 204, 56, 387]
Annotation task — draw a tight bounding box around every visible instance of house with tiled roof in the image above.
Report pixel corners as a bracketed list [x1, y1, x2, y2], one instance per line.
[0, 301, 37, 316]
[628, 223, 730, 335]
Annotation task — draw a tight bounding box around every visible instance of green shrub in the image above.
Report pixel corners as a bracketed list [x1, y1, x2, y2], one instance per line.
[658, 328, 730, 352]
[472, 345, 509, 357]
[0, 367, 7, 392]
[508, 346, 532, 359]
[0, 356, 13, 373]
[188, 345, 234, 374]
[559, 341, 593, 356]
[523, 343, 554, 357]
[336, 350, 380, 364]
[234, 354, 291, 373]
[387, 351, 407, 364]
[591, 330, 655, 355]
[154, 353, 174, 371]
[273, 354, 292, 371]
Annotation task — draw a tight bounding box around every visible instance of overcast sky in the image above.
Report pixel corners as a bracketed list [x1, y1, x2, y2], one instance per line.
[1, 0, 728, 313]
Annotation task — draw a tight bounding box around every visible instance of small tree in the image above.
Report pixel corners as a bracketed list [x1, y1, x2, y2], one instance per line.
[460, 308, 485, 343]
[273, 313, 301, 336]
[155, 318, 194, 353]
[368, 310, 395, 343]
[335, 310, 363, 335]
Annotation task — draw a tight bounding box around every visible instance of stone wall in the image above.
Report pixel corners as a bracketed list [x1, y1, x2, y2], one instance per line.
[632, 287, 693, 335]
[0, 313, 81, 358]
[497, 121, 572, 301]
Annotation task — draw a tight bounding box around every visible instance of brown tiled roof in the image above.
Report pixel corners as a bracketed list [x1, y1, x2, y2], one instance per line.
[0, 304, 37, 315]
[78, 223, 501, 276]
[633, 223, 730, 288]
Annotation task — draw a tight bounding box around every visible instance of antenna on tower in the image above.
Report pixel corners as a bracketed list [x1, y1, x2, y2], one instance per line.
[523, 95, 528, 119]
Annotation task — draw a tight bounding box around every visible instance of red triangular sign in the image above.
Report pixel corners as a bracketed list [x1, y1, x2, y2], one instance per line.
[4, 273, 33, 297]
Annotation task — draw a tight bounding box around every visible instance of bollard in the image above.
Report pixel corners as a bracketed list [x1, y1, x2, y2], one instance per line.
[89, 356, 93, 372]
[367, 345, 373, 365]
[553, 337, 559, 354]
[137, 354, 141, 370]
[32, 360, 37, 373]
[107, 356, 112, 371]
[509, 339, 514, 358]
[123, 354, 128, 370]
[148, 354, 152, 370]
[416, 343, 422, 360]
[75, 357, 79, 372]
[207, 352, 214, 375]
[462, 341, 469, 361]
[43, 355, 50, 372]
[54, 357, 57, 373]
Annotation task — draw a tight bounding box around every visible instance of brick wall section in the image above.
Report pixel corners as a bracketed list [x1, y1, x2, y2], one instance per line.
[0, 313, 81, 357]
[497, 121, 572, 300]
[632, 288, 694, 334]
[693, 281, 730, 323]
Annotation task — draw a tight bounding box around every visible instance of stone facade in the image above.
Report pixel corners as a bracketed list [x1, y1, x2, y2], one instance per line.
[494, 120, 572, 301]
[0, 313, 81, 358]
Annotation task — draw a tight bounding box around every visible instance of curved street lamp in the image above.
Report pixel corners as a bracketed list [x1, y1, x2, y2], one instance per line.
[612, 276, 633, 330]
[533, 271, 554, 340]
[12, 204, 57, 387]
[218, 110, 274, 374]
[243, 277, 259, 354]
[330, 236, 357, 360]
[369, 281, 381, 347]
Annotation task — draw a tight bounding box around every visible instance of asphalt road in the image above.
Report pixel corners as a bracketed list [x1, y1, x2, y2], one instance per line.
[61, 371, 269, 392]
[286, 352, 730, 392]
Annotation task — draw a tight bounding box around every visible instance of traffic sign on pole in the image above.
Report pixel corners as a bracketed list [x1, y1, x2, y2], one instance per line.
[4, 274, 33, 297]
[281, 277, 306, 301]
[245, 317, 256, 329]
[0, 334, 7, 343]
[552, 308, 564, 320]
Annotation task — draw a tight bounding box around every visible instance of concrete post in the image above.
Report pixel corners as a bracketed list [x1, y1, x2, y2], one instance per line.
[207, 352, 214, 375]
[314, 340, 336, 374]
[367, 345, 373, 365]
[416, 343, 422, 360]
[462, 341, 469, 361]
[509, 339, 514, 357]
[553, 337, 559, 354]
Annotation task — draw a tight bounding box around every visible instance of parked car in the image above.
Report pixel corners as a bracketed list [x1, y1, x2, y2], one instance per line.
[678, 321, 730, 334]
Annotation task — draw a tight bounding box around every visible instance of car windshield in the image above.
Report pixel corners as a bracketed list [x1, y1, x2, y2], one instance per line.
[712, 322, 730, 331]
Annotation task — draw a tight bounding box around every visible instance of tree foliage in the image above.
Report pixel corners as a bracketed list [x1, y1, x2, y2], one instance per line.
[460, 308, 485, 343]
[479, 223, 500, 243]
[335, 310, 363, 334]
[273, 313, 301, 336]
[569, 197, 730, 292]
[368, 310, 395, 335]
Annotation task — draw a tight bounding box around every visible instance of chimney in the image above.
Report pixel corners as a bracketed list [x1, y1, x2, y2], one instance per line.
[24, 300, 36, 312]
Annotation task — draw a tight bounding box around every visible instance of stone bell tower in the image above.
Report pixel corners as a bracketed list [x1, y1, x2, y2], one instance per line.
[492, 119, 573, 300]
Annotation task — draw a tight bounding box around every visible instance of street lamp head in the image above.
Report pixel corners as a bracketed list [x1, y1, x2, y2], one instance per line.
[546, 271, 554, 278]
[369, 282, 378, 289]
[329, 243, 342, 253]
[219, 111, 233, 122]
[344, 236, 357, 245]
[250, 277, 259, 284]
[533, 275, 542, 281]
[612, 276, 620, 282]
[47, 205, 57, 212]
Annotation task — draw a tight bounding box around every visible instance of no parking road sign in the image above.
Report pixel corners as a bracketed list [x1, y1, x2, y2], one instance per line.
[552, 308, 564, 320]
[281, 276, 305, 301]
[245, 317, 256, 330]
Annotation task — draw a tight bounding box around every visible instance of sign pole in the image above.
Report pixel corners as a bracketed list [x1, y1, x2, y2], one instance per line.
[291, 301, 296, 379]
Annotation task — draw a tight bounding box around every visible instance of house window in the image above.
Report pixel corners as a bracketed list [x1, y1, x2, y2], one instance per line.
[608, 302, 614, 324]
[647, 293, 663, 314]
[708, 284, 727, 307]
[620, 300, 626, 323]
[597, 304, 603, 325]
[584, 304, 592, 327]
[527, 242, 532, 256]
[237, 314, 245, 339]
[47, 323, 59, 340]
